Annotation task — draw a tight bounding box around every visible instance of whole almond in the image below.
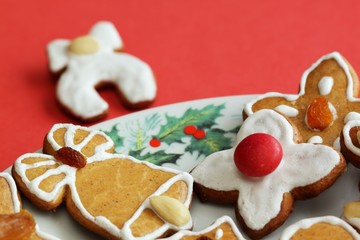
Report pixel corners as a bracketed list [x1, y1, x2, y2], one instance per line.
[149, 195, 191, 226]
[69, 35, 99, 55]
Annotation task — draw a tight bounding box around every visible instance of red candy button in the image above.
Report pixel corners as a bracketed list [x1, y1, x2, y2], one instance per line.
[234, 133, 283, 177]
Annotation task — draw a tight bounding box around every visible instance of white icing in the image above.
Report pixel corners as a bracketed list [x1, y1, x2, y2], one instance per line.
[191, 109, 342, 230]
[333, 137, 341, 150]
[318, 76, 334, 95]
[343, 119, 360, 157]
[345, 112, 360, 124]
[346, 217, 360, 232]
[215, 228, 224, 239]
[159, 216, 245, 240]
[280, 216, 360, 240]
[14, 124, 193, 240]
[35, 225, 61, 240]
[0, 172, 21, 213]
[47, 21, 157, 120]
[307, 135, 323, 144]
[274, 104, 299, 117]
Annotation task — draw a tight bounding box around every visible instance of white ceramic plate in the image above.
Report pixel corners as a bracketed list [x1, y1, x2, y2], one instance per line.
[6, 94, 360, 239]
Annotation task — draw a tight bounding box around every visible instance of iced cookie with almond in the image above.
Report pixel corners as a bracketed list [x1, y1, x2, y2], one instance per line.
[280, 216, 360, 240]
[191, 109, 346, 239]
[47, 21, 157, 122]
[0, 172, 59, 240]
[12, 123, 193, 240]
[243, 52, 360, 148]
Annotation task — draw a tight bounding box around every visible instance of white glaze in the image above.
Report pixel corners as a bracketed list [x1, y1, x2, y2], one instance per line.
[318, 76, 334, 95]
[307, 135, 323, 144]
[346, 217, 360, 232]
[343, 119, 360, 157]
[345, 112, 360, 124]
[47, 21, 157, 120]
[14, 124, 193, 240]
[159, 216, 245, 240]
[274, 104, 299, 117]
[0, 172, 21, 213]
[191, 109, 342, 231]
[215, 228, 224, 239]
[280, 216, 360, 240]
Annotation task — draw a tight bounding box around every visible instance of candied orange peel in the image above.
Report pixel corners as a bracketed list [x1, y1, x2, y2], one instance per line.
[0, 210, 36, 240]
[306, 96, 334, 131]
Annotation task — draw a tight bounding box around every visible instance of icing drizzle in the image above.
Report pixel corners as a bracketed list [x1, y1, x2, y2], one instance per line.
[159, 216, 245, 240]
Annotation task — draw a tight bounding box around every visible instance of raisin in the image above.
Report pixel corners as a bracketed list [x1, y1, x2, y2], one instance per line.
[54, 147, 87, 168]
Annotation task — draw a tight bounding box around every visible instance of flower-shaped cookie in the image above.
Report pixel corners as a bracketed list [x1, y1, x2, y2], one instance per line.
[244, 52, 360, 147]
[160, 216, 246, 240]
[47, 21, 157, 122]
[0, 172, 59, 240]
[191, 109, 346, 239]
[12, 124, 193, 240]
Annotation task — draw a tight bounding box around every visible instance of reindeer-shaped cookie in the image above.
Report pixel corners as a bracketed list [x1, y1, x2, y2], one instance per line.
[0, 172, 59, 240]
[12, 124, 193, 240]
[47, 21, 157, 122]
[244, 52, 360, 148]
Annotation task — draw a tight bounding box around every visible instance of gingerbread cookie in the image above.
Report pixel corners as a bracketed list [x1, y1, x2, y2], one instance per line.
[341, 117, 360, 168]
[12, 123, 193, 239]
[280, 216, 360, 240]
[160, 216, 246, 240]
[0, 172, 59, 240]
[191, 109, 346, 239]
[47, 21, 157, 122]
[343, 200, 360, 232]
[244, 52, 360, 148]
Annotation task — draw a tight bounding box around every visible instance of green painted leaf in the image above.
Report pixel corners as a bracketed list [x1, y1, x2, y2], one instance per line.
[158, 104, 225, 145]
[185, 128, 233, 156]
[102, 125, 124, 148]
[129, 149, 181, 166]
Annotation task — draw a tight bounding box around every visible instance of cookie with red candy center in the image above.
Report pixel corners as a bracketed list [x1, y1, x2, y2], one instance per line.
[191, 109, 346, 239]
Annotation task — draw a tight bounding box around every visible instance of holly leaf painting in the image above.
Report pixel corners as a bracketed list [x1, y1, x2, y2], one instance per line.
[157, 104, 225, 145]
[128, 149, 181, 165]
[101, 125, 124, 148]
[185, 128, 233, 156]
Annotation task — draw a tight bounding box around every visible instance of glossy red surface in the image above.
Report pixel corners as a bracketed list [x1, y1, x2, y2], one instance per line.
[1, 0, 360, 170]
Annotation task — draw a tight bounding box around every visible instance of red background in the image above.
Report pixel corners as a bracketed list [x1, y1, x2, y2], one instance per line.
[1, 0, 360, 171]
